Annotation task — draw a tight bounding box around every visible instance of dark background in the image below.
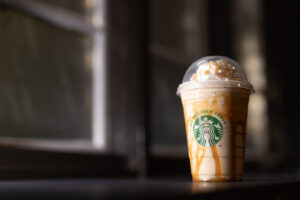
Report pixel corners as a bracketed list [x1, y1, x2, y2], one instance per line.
[0, 0, 299, 180]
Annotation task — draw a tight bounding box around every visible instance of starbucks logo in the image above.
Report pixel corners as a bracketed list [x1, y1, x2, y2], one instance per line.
[193, 115, 224, 147]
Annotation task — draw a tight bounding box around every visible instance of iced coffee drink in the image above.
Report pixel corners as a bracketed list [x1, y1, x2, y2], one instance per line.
[177, 56, 253, 181]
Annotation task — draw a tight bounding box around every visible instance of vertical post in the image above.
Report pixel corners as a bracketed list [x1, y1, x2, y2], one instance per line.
[208, 0, 233, 56]
[91, 0, 107, 150]
[129, 0, 149, 178]
[106, 0, 149, 177]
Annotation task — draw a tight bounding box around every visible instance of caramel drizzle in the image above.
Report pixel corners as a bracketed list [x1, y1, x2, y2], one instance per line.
[211, 145, 222, 176]
[195, 146, 206, 178]
[192, 143, 221, 179]
[184, 95, 225, 180]
[209, 94, 222, 177]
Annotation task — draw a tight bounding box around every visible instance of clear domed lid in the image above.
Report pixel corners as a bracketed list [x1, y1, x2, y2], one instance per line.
[177, 56, 254, 95]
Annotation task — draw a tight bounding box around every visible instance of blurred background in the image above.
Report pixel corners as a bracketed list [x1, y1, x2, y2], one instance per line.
[0, 0, 299, 179]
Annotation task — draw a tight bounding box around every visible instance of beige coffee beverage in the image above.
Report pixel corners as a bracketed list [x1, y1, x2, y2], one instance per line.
[177, 56, 253, 181]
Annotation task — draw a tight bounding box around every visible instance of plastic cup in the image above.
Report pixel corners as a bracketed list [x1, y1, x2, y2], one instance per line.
[177, 56, 253, 181]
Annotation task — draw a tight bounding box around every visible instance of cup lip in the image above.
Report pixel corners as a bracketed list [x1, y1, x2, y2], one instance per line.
[176, 80, 254, 96]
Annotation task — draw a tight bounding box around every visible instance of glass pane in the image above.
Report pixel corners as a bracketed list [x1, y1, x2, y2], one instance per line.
[0, 9, 92, 140]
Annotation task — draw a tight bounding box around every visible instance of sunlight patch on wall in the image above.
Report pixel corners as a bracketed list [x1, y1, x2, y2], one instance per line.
[232, 0, 268, 161]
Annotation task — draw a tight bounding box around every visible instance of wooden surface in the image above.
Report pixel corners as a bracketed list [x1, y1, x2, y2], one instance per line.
[0, 177, 299, 200]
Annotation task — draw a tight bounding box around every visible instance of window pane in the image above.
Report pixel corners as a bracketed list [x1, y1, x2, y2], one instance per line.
[0, 5, 92, 140]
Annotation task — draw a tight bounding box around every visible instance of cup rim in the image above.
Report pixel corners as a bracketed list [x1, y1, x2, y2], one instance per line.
[176, 80, 254, 96]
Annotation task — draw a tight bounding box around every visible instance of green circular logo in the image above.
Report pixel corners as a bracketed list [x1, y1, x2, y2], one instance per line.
[193, 115, 224, 147]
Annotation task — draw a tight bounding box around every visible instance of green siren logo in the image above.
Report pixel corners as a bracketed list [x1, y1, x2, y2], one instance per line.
[192, 113, 225, 147]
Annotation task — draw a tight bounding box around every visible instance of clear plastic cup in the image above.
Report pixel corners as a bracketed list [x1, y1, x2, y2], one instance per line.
[177, 56, 254, 181]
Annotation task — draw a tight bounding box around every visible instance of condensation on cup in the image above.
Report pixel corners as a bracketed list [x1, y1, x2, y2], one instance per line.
[177, 56, 254, 182]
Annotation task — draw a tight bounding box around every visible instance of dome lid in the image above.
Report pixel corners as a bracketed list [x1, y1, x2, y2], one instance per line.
[177, 56, 254, 96]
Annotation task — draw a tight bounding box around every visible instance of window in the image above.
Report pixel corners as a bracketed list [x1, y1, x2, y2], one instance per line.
[0, 0, 106, 152]
[0, 0, 143, 178]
